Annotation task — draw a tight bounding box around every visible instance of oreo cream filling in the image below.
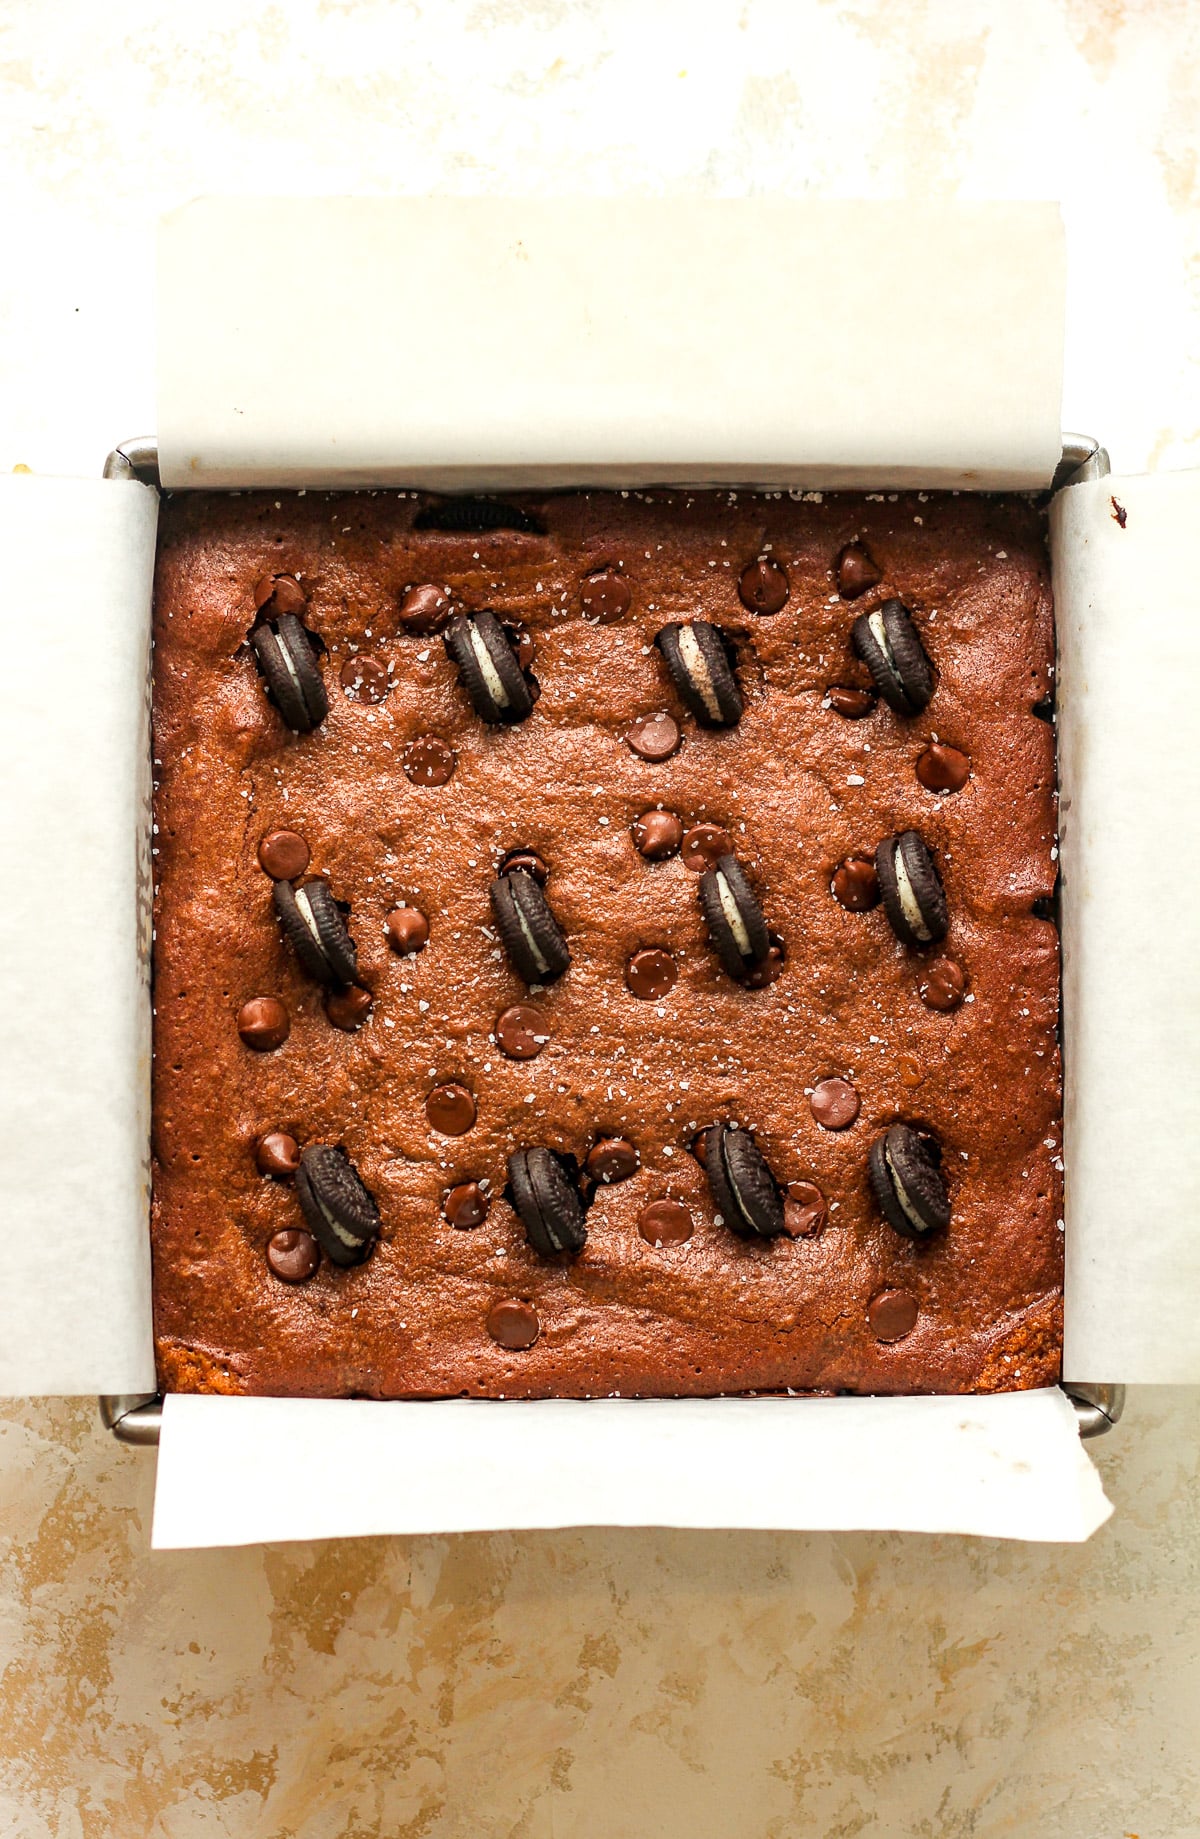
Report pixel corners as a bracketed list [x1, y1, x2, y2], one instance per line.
[867, 609, 896, 672]
[678, 624, 722, 722]
[292, 885, 326, 953]
[514, 901, 550, 976]
[892, 846, 932, 942]
[469, 623, 510, 709]
[885, 1142, 933, 1235]
[309, 1190, 364, 1251]
[716, 873, 753, 957]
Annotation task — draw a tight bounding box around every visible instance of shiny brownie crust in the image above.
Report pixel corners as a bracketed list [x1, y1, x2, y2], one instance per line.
[151, 488, 1062, 1398]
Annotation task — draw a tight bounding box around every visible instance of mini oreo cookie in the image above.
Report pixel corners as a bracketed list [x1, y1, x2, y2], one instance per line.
[698, 854, 770, 982]
[703, 1123, 785, 1239]
[850, 599, 934, 716]
[274, 878, 359, 987]
[295, 1144, 381, 1266]
[489, 870, 570, 984]
[655, 621, 743, 728]
[507, 1146, 587, 1258]
[868, 1123, 951, 1239]
[875, 831, 948, 947]
[414, 497, 544, 534]
[251, 613, 328, 732]
[443, 610, 538, 724]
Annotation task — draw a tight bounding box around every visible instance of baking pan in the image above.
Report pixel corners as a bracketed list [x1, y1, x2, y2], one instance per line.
[99, 433, 1125, 1449]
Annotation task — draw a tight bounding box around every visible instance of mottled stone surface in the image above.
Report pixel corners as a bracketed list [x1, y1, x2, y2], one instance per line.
[3, 0, 1200, 1831]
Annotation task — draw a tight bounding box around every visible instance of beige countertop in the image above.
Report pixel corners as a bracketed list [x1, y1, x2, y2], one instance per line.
[2, 1, 1198, 1832]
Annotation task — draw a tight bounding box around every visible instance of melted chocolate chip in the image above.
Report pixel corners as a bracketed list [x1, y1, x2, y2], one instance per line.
[625, 711, 681, 762]
[868, 1288, 919, 1342]
[325, 986, 373, 1032]
[810, 1078, 859, 1130]
[632, 810, 683, 860]
[580, 567, 631, 622]
[832, 856, 880, 912]
[638, 1199, 693, 1245]
[506, 623, 536, 670]
[681, 823, 735, 872]
[835, 542, 883, 599]
[783, 1181, 826, 1237]
[339, 655, 390, 702]
[737, 557, 789, 615]
[625, 948, 677, 1000]
[916, 743, 970, 793]
[499, 848, 549, 884]
[827, 686, 877, 720]
[495, 1003, 549, 1060]
[237, 996, 290, 1052]
[385, 907, 429, 954]
[254, 574, 306, 615]
[404, 735, 456, 785]
[256, 1131, 300, 1177]
[444, 1181, 489, 1228]
[425, 1084, 477, 1135]
[399, 583, 452, 634]
[918, 958, 966, 1012]
[486, 1299, 540, 1350]
[257, 829, 310, 881]
[586, 1138, 640, 1184]
[267, 1227, 321, 1283]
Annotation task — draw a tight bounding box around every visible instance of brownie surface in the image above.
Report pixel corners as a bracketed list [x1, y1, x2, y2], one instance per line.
[151, 488, 1062, 1397]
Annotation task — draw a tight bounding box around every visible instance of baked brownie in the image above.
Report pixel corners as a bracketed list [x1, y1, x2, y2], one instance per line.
[151, 488, 1062, 1398]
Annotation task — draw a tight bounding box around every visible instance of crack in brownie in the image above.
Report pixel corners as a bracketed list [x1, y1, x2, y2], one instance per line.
[150, 487, 1062, 1397]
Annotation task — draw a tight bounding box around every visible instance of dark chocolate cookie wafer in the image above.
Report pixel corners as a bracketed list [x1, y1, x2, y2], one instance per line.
[868, 1123, 951, 1239]
[875, 831, 948, 947]
[295, 1144, 381, 1266]
[850, 599, 934, 716]
[274, 878, 360, 987]
[414, 497, 545, 534]
[507, 1146, 587, 1257]
[698, 854, 770, 982]
[655, 621, 743, 728]
[444, 609, 538, 724]
[250, 612, 328, 732]
[490, 870, 570, 983]
[703, 1123, 785, 1238]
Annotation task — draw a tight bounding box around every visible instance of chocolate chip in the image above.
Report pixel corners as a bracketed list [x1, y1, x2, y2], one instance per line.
[507, 1146, 587, 1258]
[625, 948, 676, 1000]
[325, 985, 373, 1032]
[835, 542, 883, 599]
[385, 906, 429, 955]
[875, 831, 948, 947]
[237, 996, 290, 1051]
[916, 743, 970, 793]
[425, 1084, 477, 1136]
[250, 611, 328, 732]
[810, 1078, 859, 1130]
[499, 848, 549, 884]
[638, 1200, 693, 1245]
[632, 810, 683, 861]
[403, 735, 456, 785]
[274, 877, 359, 987]
[681, 823, 734, 872]
[586, 1138, 639, 1184]
[415, 497, 544, 534]
[256, 1130, 300, 1177]
[257, 829, 310, 881]
[851, 600, 934, 716]
[295, 1144, 381, 1267]
[832, 855, 880, 912]
[580, 567, 631, 622]
[495, 1002, 549, 1059]
[867, 1123, 951, 1239]
[783, 1181, 826, 1237]
[444, 609, 538, 724]
[625, 711, 681, 761]
[743, 935, 787, 989]
[253, 573, 307, 615]
[698, 854, 770, 982]
[868, 1288, 919, 1342]
[918, 958, 966, 1011]
[490, 871, 570, 984]
[486, 1298, 540, 1349]
[737, 557, 789, 615]
[505, 623, 536, 670]
[656, 620, 743, 728]
[827, 686, 877, 720]
[266, 1227, 321, 1283]
[444, 1181, 489, 1229]
[399, 583, 452, 633]
[703, 1123, 785, 1238]
[339, 655, 390, 702]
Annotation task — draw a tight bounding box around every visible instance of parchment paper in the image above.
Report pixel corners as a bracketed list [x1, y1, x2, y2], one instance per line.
[152, 1389, 1111, 1549]
[157, 198, 1066, 492]
[0, 475, 158, 1394]
[1054, 470, 1200, 1382]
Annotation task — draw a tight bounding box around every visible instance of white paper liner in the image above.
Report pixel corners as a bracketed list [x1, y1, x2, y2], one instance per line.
[1055, 469, 1200, 1382]
[157, 198, 1066, 492]
[0, 476, 158, 1394]
[152, 1389, 1110, 1549]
